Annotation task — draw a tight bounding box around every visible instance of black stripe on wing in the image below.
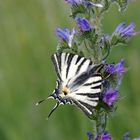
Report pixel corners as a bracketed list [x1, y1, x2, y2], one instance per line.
[75, 55, 83, 64]
[66, 53, 75, 78]
[76, 92, 101, 98]
[51, 53, 62, 80]
[72, 100, 93, 116]
[78, 100, 97, 113]
[84, 79, 102, 86]
[76, 58, 88, 74]
[69, 72, 89, 89]
[91, 85, 102, 89]
[69, 73, 102, 91]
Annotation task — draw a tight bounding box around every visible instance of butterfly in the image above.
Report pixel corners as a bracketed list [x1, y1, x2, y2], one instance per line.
[36, 52, 103, 118]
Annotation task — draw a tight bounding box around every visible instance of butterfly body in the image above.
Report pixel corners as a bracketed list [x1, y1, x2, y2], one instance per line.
[48, 52, 103, 118]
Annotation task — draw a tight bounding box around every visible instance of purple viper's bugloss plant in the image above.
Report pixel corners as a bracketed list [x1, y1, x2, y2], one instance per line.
[103, 89, 119, 107]
[65, 0, 82, 5]
[115, 22, 135, 37]
[84, 1, 103, 8]
[38, 0, 138, 140]
[133, 137, 140, 140]
[112, 22, 136, 44]
[65, 0, 103, 8]
[105, 59, 126, 75]
[55, 28, 76, 47]
[76, 17, 91, 32]
[96, 131, 112, 140]
[105, 59, 126, 89]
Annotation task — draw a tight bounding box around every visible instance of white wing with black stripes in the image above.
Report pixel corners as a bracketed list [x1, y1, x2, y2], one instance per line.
[49, 52, 103, 118]
[52, 53, 93, 84]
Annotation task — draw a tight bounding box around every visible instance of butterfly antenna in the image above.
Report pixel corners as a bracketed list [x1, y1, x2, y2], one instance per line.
[47, 101, 60, 120]
[36, 96, 54, 106]
[36, 99, 46, 106]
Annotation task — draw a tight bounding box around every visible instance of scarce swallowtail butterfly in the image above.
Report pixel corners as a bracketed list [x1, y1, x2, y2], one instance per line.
[36, 52, 103, 118]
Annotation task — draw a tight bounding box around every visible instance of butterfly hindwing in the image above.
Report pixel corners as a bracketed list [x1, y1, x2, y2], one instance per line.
[67, 73, 102, 116]
[51, 52, 103, 117]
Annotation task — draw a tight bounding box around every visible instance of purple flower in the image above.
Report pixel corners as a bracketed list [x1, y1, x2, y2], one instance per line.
[87, 132, 93, 140]
[84, 1, 103, 8]
[105, 59, 126, 89]
[76, 17, 91, 32]
[105, 59, 126, 74]
[113, 22, 136, 40]
[96, 131, 112, 140]
[65, 0, 103, 8]
[133, 137, 140, 140]
[65, 0, 82, 5]
[55, 28, 76, 47]
[103, 89, 119, 106]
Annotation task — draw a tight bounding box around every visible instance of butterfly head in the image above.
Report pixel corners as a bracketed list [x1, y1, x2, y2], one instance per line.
[50, 84, 72, 104]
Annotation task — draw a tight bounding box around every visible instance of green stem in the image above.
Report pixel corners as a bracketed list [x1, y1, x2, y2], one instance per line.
[93, 110, 108, 138]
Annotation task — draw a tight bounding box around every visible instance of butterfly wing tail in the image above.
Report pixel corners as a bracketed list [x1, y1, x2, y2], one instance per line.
[47, 101, 60, 119]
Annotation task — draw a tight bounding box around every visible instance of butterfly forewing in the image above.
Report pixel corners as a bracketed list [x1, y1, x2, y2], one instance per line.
[51, 52, 103, 117]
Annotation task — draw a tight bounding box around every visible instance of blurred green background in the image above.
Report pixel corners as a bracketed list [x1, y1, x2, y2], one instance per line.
[0, 0, 140, 140]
